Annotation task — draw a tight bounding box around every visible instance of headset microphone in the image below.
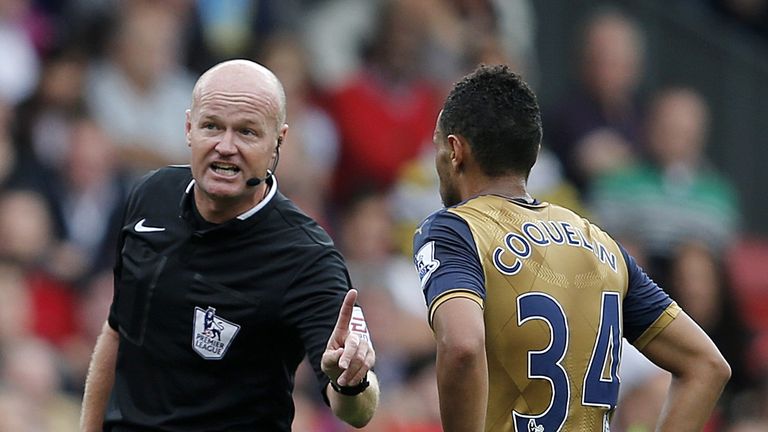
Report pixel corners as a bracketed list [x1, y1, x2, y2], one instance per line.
[245, 169, 275, 187]
[245, 177, 264, 187]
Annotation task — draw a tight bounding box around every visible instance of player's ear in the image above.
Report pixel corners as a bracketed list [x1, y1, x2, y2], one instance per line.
[447, 134, 466, 171]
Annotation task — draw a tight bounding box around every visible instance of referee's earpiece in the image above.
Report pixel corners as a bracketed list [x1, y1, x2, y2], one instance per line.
[271, 137, 282, 174]
[245, 137, 283, 187]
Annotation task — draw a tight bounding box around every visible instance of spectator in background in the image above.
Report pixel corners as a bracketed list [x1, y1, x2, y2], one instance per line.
[546, 7, 644, 194]
[302, 0, 537, 90]
[323, 0, 442, 206]
[300, 0, 380, 90]
[0, 190, 78, 346]
[0, 338, 80, 431]
[85, 1, 195, 174]
[14, 47, 88, 170]
[43, 115, 129, 281]
[184, 0, 283, 75]
[8, 52, 127, 282]
[417, 0, 538, 85]
[0, 190, 57, 269]
[591, 88, 750, 428]
[590, 87, 740, 283]
[670, 243, 752, 393]
[261, 34, 340, 224]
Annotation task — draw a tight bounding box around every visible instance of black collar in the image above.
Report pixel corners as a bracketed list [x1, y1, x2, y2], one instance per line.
[178, 176, 280, 237]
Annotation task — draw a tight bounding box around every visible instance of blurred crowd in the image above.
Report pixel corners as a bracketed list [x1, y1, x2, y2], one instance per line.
[0, 0, 766, 431]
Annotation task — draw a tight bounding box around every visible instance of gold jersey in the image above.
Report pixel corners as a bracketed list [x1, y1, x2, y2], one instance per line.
[413, 195, 680, 432]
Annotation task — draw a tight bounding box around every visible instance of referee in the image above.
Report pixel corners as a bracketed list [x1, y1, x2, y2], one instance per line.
[80, 60, 379, 431]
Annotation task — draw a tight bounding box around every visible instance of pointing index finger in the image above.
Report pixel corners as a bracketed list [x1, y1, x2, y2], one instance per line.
[334, 289, 358, 334]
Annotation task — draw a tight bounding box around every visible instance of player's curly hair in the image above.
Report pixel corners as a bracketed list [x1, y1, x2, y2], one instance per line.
[439, 64, 542, 178]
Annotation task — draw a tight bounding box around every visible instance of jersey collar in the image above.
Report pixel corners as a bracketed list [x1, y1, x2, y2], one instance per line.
[179, 175, 279, 233]
[236, 176, 278, 220]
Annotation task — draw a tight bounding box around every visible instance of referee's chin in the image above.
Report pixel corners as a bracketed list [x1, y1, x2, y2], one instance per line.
[197, 176, 247, 199]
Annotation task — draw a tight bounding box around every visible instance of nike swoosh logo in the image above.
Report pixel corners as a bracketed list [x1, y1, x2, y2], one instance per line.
[134, 218, 166, 233]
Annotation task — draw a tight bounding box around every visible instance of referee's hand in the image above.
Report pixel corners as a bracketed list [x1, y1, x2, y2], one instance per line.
[322, 289, 375, 388]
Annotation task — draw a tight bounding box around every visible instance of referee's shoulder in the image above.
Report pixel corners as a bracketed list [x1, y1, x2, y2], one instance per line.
[273, 195, 336, 248]
[124, 165, 192, 210]
[147, 164, 192, 183]
[132, 165, 191, 192]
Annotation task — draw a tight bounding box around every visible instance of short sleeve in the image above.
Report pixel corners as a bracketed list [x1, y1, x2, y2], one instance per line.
[413, 210, 485, 326]
[621, 245, 680, 349]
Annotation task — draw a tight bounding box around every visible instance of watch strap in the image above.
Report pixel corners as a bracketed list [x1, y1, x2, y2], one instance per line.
[330, 373, 370, 396]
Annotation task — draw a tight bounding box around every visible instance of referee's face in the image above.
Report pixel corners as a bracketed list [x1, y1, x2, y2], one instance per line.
[186, 63, 286, 216]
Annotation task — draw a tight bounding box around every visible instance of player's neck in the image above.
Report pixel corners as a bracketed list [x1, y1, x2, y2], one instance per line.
[464, 175, 530, 202]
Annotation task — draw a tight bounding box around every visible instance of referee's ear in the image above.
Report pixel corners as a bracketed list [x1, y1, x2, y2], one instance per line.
[185, 109, 192, 146]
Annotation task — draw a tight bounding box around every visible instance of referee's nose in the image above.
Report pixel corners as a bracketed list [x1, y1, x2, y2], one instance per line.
[215, 129, 238, 156]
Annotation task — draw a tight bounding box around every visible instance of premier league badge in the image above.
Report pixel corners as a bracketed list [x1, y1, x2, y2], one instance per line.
[192, 306, 240, 360]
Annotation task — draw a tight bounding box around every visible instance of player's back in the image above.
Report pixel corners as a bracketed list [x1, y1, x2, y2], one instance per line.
[415, 194, 677, 431]
[450, 195, 627, 431]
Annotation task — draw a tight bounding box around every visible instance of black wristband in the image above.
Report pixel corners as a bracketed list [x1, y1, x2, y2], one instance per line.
[330, 373, 370, 396]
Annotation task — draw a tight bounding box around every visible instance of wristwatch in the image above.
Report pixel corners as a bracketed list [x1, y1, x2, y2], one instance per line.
[330, 373, 370, 396]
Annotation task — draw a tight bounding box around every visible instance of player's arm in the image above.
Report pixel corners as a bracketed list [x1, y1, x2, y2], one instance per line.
[413, 211, 488, 432]
[620, 246, 730, 432]
[322, 289, 379, 428]
[640, 311, 730, 432]
[80, 321, 119, 432]
[432, 296, 487, 432]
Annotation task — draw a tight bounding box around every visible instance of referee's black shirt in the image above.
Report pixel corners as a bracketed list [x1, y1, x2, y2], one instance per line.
[105, 166, 352, 431]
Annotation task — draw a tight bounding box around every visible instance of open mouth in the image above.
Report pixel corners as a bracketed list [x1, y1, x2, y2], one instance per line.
[210, 162, 240, 177]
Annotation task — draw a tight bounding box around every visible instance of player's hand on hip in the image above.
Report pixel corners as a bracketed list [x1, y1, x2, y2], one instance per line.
[322, 289, 375, 387]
